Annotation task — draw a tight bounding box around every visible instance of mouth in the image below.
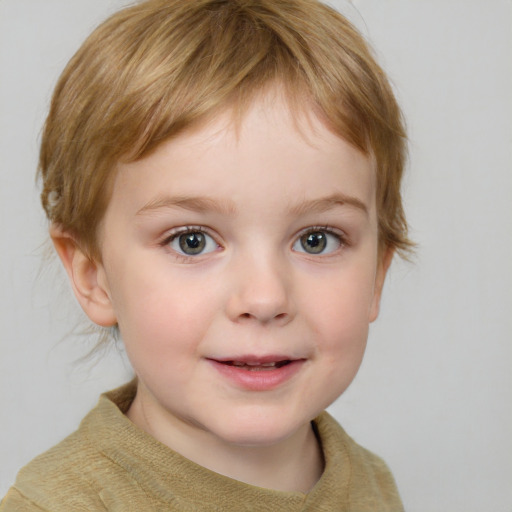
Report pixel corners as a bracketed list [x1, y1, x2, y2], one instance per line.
[217, 360, 293, 371]
[207, 356, 304, 390]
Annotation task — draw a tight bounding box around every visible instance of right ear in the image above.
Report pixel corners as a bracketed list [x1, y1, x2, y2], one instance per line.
[50, 225, 117, 327]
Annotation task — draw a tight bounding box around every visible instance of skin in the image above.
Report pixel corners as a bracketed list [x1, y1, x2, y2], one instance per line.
[52, 90, 392, 493]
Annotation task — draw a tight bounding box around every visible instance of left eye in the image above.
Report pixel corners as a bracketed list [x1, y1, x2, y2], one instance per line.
[293, 230, 342, 255]
[169, 231, 218, 256]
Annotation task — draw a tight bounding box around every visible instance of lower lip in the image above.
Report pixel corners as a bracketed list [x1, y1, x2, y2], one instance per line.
[208, 359, 305, 391]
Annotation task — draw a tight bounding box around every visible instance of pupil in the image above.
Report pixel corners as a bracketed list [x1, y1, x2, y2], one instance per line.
[179, 232, 205, 254]
[301, 232, 326, 254]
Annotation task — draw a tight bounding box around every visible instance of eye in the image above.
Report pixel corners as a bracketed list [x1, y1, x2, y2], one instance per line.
[168, 229, 218, 256]
[293, 229, 342, 255]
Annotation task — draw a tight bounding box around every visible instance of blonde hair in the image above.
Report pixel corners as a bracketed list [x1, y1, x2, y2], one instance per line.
[40, 0, 412, 260]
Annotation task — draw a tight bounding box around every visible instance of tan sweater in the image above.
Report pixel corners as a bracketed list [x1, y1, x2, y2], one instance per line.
[1, 382, 404, 511]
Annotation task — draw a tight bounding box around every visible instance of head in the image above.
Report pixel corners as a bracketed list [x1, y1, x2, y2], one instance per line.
[40, 0, 412, 452]
[40, 0, 411, 262]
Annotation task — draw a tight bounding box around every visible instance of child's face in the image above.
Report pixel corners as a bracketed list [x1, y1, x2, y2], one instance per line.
[92, 92, 389, 447]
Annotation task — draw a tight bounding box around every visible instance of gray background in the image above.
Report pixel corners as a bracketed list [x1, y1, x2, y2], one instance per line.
[1, 0, 511, 510]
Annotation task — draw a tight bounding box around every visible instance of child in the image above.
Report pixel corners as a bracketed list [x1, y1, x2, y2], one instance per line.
[1, 0, 412, 510]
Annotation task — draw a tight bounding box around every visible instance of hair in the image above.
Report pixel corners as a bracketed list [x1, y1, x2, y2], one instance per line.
[39, 0, 412, 261]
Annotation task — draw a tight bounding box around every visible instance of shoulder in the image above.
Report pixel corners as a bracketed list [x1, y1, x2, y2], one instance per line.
[1, 487, 48, 512]
[1, 382, 146, 512]
[1, 426, 109, 511]
[314, 412, 404, 511]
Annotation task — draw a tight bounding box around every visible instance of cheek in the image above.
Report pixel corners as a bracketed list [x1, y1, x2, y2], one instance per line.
[318, 301, 369, 378]
[110, 264, 222, 359]
[304, 267, 377, 343]
[300, 263, 376, 395]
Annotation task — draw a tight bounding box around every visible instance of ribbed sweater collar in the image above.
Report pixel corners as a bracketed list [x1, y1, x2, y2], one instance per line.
[82, 380, 353, 511]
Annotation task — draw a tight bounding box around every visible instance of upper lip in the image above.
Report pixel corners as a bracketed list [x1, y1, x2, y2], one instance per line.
[208, 355, 302, 364]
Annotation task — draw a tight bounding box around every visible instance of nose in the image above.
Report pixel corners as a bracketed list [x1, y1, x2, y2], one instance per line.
[225, 252, 295, 326]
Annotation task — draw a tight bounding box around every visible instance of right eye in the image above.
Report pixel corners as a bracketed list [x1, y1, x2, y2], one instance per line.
[167, 230, 218, 256]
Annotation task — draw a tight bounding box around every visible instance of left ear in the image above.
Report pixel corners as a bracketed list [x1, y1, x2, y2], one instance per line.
[369, 246, 394, 322]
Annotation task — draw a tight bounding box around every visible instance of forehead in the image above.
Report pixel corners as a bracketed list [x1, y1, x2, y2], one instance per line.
[109, 91, 377, 220]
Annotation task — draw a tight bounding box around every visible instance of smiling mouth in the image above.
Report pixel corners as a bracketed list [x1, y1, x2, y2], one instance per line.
[208, 357, 305, 390]
[220, 360, 292, 371]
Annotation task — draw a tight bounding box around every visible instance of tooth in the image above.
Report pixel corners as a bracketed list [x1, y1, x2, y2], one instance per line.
[228, 361, 283, 369]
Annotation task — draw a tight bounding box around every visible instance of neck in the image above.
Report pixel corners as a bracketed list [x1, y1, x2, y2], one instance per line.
[195, 422, 324, 493]
[127, 391, 324, 493]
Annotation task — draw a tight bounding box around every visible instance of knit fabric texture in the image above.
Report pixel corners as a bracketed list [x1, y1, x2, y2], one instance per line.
[1, 381, 404, 511]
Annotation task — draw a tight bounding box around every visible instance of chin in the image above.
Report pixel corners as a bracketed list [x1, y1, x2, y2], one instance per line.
[217, 427, 294, 448]
[207, 409, 311, 447]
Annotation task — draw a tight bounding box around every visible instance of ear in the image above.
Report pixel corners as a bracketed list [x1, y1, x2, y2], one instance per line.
[369, 246, 394, 323]
[50, 225, 117, 327]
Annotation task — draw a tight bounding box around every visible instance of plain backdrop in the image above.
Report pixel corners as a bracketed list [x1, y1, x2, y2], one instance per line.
[1, 1, 511, 510]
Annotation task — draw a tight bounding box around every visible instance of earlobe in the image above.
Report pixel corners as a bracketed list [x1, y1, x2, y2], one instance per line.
[50, 225, 117, 327]
[369, 246, 394, 323]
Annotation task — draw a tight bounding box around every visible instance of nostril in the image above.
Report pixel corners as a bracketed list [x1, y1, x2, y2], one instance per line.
[237, 311, 288, 323]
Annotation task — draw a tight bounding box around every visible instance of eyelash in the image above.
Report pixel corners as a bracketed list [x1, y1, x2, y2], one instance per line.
[294, 225, 349, 253]
[160, 226, 220, 262]
[159, 225, 349, 261]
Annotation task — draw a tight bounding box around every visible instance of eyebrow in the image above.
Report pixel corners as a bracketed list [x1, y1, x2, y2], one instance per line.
[136, 195, 237, 216]
[289, 193, 369, 217]
[136, 192, 368, 217]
